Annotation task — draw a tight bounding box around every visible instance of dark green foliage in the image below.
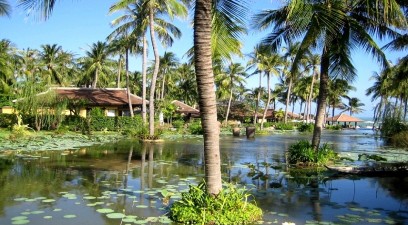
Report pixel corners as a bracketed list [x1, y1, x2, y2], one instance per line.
[381, 117, 408, 138]
[169, 182, 262, 225]
[358, 153, 387, 161]
[274, 122, 294, 130]
[297, 123, 314, 132]
[390, 131, 408, 148]
[62, 115, 144, 133]
[288, 140, 338, 165]
[188, 120, 204, 135]
[0, 114, 16, 128]
[326, 124, 342, 130]
[172, 120, 185, 129]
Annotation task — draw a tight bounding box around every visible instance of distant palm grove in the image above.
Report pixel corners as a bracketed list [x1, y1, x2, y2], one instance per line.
[1, 0, 407, 138]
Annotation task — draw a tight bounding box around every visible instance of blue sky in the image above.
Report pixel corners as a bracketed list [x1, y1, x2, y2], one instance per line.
[1, 0, 405, 118]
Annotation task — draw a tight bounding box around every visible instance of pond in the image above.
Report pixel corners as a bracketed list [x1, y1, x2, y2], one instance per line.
[0, 130, 407, 225]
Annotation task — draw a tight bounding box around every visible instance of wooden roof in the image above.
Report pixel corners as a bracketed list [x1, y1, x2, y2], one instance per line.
[41, 88, 146, 106]
[172, 100, 200, 114]
[326, 113, 363, 122]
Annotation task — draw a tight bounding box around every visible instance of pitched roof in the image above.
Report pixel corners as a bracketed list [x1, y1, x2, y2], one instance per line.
[16, 87, 147, 106]
[171, 100, 199, 114]
[326, 113, 363, 122]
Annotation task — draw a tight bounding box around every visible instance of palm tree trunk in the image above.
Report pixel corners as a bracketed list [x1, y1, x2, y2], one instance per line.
[312, 47, 330, 150]
[194, 0, 221, 195]
[161, 73, 165, 100]
[284, 78, 292, 123]
[261, 73, 271, 130]
[92, 70, 98, 88]
[149, 9, 160, 136]
[142, 35, 147, 124]
[126, 49, 134, 117]
[225, 86, 233, 124]
[117, 55, 122, 88]
[253, 72, 262, 125]
[306, 69, 317, 122]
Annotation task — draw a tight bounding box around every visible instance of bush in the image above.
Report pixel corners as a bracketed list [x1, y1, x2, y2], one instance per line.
[326, 124, 342, 130]
[188, 120, 204, 135]
[297, 123, 314, 132]
[169, 182, 262, 225]
[288, 140, 338, 165]
[381, 117, 408, 137]
[172, 120, 185, 129]
[390, 131, 408, 148]
[275, 122, 294, 130]
[0, 114, 16, 128]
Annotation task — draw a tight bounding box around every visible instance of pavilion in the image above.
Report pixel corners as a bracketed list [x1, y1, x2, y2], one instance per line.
[326, 113, 364, 128]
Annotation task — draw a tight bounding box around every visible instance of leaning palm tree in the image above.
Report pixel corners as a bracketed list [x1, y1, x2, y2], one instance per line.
[252, 0, 406, 149]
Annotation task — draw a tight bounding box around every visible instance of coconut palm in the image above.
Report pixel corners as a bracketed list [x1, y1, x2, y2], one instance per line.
[158, 52, 179, 100]
[79, 41, 114, 88]
[252, 0, 406, 149]
[327, 79, 356, 120]
[0, 0, 11, 17]
[343, 97, 365, 116]
[143, 0, 187, 136]
[0, 39, 17, 94]
[39, 44, 74, 86]
[194, 0, 222, 195]
[216, 62, 247, 123]
[171, 62, 197, 106]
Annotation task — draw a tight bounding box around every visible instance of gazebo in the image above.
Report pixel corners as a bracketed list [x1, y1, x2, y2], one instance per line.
[326, 113, 364, 128]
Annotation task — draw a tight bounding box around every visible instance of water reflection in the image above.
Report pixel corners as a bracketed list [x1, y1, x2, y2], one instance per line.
[0, 131, 407, 225]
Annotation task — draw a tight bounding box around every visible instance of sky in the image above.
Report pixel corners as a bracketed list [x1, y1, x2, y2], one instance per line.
[1, 0, 406, 119]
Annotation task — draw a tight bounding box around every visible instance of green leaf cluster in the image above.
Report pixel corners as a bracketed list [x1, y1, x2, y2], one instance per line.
[288, 140, 338, 165]
[297, 123, 314, 132]
[169, 182, 262, 225]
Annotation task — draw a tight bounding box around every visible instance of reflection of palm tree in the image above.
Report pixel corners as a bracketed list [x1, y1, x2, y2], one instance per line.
[147, 144, 154, 188]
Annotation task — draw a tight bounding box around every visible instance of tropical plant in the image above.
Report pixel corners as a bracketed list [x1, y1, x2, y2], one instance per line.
[0, 39, 18, 94]
[39, 44, 73, 86]
[169, 182, 262, 224]
[253, 0, 406, 150]
[288, 140, 338, 166]
[0, 0, 11, 17]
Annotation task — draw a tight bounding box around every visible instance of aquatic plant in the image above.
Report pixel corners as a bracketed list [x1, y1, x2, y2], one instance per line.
[287, 140, 338, 166]
[169, 182, 262, 224]
[297, 123, 314, 132]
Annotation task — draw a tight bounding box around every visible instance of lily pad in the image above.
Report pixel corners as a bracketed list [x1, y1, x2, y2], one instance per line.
[96, 208, 114, 214]
[106, 213, 125, 219]
[11, 216, 28, 221]
[63, 215, 77, 218]
[42, 199, 56, 203]
[11, 220, 30, 225]
[43, 216, 52, 219]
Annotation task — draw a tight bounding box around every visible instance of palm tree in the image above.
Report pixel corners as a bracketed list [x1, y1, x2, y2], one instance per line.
[252, 0, 406, 149]
[158, 52, 178, 100]
[171, 62, 197, 106]
[194, 0, 222, 195]
[327, 79, 355, 120]
[344, 97, 365, 116]
[143, 0, 187, 136]
[39, 44, 73, 86]
[109, 0, 148, 120]
[216, 62, 247, 124]
[81, 41, 114, 88]
[0, 0, 11, 17]
[0, 39, 17, 94]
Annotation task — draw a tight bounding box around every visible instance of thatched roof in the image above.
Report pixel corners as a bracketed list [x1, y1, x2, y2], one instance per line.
[326, 113, 363, 122]
[172, 100, 200, 115]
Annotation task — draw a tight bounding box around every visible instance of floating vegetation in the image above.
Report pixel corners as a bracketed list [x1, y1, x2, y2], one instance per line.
[63, 214, 77, 218]
[106, 213, 125, 219]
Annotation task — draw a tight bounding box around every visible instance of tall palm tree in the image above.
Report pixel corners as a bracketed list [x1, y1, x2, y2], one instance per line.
[143, 0, 187, 136]
[216, 62, 247, 123]
[194, 0, 222, 195]
[109, 0, 149, 121]
[252, 0, 406, 149]
[0, 39, 17, 94]
[171, 62, 197, 106]
[344, 97, 365, 116]
[327, 79, 355, 120]
[158, 52, 178, 100]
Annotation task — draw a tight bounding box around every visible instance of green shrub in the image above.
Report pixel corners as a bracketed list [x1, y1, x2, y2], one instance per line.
[188, 120, 204, 135]
[172, 120, 185, 129]
[169, 182, 262, 225]
[326, 124, 342, 130]
[381, 117, 408, 137]
[297, 123, 314, 132]
[0, 114, 16, 128]
[288, 140, 338, 165]
[275, 122, 294, 130]
[390, 131, 408, 148]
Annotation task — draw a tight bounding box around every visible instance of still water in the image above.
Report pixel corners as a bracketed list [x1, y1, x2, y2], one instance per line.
[0, 130, 407, 225]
